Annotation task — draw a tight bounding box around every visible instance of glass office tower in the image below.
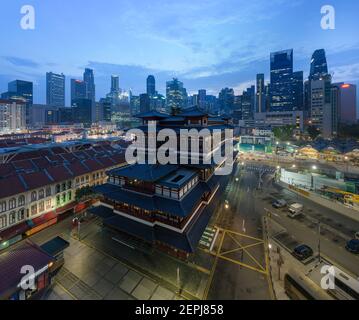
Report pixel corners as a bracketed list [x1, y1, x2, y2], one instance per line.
[270, 49, 294, 112]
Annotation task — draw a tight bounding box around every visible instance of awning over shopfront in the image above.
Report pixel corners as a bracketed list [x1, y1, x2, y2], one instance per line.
[0, 221, 30, 242]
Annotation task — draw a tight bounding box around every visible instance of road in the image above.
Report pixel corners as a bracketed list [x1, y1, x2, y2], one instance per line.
[205, 165, 271, 300]
[205, 161, 359, 299]
[242, 163, 359, 277]
[264, 185, 359, 276]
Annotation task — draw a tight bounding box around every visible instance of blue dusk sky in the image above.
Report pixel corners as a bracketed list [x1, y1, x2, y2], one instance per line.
[0, 0, 358, 105]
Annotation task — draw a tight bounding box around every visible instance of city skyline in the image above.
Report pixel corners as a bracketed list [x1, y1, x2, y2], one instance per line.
[0, 1, 359, 105]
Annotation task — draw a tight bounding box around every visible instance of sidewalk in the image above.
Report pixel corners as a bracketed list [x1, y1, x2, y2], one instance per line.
[267, 242, 290, 300]
[277, 180, 359, 223]
[44, 235, 183, 300]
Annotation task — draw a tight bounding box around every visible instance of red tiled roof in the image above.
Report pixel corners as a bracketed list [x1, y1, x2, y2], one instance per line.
[83, 159, 103, 171]
[0, 163, 16, 178]
[31, 157, 51, 169]
[19, 171, 53, 190]
[45, 154, 64, 163]
[37, 149, 53, 158]
[73, 151, 90, 160]
[12, 159, 36, 171]
[60, 152, 77, 163]
[0, 176, 26, 198]
[110, 153, 127, 165]
[84, 149, 97, 158]
[96, 157, 116, 168]
[45, 165, 73, 183]
[52, 147, 67, 154]
[66, 162, 90, 176]
[11, 151, 42, 162]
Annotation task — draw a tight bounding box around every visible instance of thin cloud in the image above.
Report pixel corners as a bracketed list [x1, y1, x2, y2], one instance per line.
[3, 56, 39, 68]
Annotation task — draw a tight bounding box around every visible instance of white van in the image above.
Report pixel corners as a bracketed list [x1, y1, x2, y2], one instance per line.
[288, 203, 303, 218]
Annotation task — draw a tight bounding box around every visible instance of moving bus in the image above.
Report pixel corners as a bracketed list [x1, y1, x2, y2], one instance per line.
[328, 266, 359, 300]
[284, 270, 334, 300]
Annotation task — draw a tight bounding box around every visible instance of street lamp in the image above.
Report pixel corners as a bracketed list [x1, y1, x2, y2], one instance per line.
[318, 221, 322, 263]
[312, 165, 317, 170]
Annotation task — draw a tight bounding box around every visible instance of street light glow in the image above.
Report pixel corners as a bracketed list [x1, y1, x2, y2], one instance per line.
[312, 165, 317, 170]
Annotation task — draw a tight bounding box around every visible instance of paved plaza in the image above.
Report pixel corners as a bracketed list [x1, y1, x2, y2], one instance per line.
[43, 237, 182, 300]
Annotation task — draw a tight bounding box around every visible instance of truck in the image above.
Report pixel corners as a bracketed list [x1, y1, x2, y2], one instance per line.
[288, 203, 303, 218]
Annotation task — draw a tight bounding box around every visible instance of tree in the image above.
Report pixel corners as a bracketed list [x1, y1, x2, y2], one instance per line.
[307, 125, 321, 140]
[273, 125, 295, 142]
[170, 105, 181, 116]
[75, 186, 98, 202]
[338, 124, 359, 138]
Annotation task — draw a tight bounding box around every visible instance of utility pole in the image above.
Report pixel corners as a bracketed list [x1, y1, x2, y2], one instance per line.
[318, 220, 321, 263]
[78, 220, 81, 241]
[277, 247, 284, 281]
[177, 267, 182, 296]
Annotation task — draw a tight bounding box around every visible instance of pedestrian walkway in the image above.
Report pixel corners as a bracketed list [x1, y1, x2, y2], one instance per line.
[44, 236, 182, 300]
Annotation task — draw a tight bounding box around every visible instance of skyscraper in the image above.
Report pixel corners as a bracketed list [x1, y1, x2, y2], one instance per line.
[0, 99, 26, 133]
[205, 95, 218, 114]
[218, 88, 234, 115]
[147, 75, 156, 96]
[332, 83, 357, 125]
[111, 75, 120, 93]
[292, 71, 304, 111]
[309, 49, 328, 80]
[310, 74, 333, 138]
[6, 80, 33, 126]
[241, 86, 255, 120]
[270, 49, 294, 112]
[305, 49, 330, 115]
[71, 79, 86, 105]
[166, 78, 187, 114]
[139, 93, 151, 113]
[83, 68, 96, 104]
[198, 89, 207, 110]
[72, 98, 92, 125]
[256, 74, 265, 113]
[46, 72, 65, 107]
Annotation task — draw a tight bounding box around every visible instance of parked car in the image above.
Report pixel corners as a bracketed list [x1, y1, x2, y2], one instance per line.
[288, 203, 303, 218]
[346, 239, 359, 254]
[292, 245, 314, 261]
[272, 199, 287, 209]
